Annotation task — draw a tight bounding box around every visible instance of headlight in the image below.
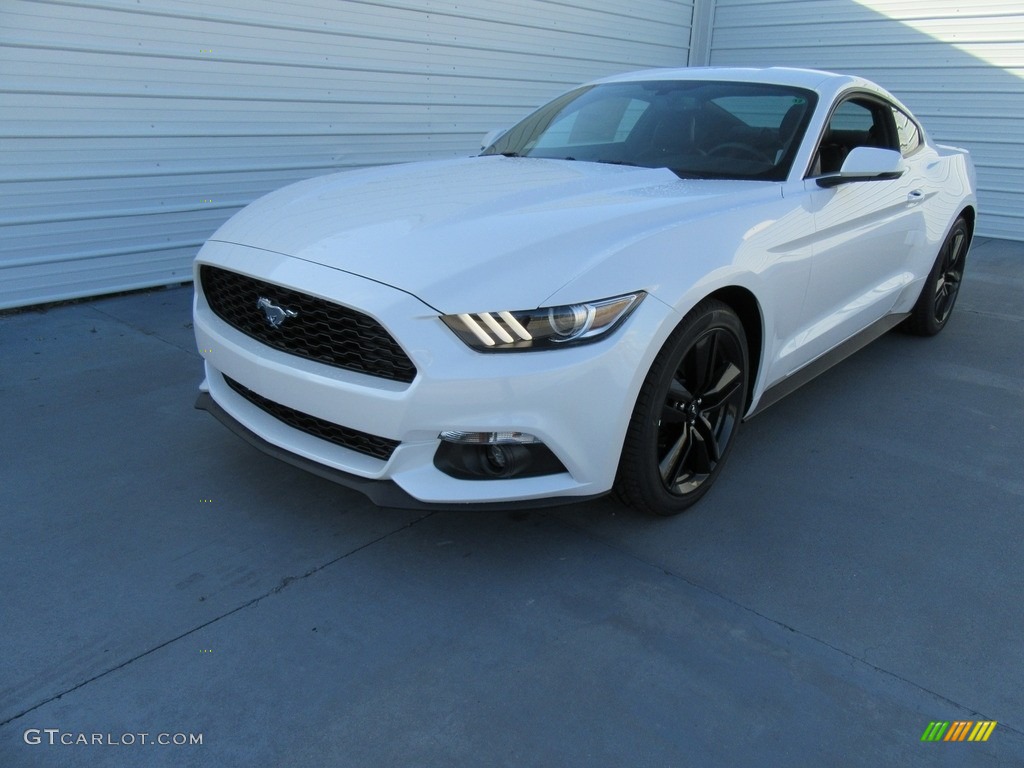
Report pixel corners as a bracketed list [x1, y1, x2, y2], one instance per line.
[440, 292, 645, 351]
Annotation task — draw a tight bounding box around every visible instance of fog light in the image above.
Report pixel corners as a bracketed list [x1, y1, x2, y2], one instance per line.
[434, 431, 567, 480]
[480, 443, 534, 478]
[485, 444, 510, 472]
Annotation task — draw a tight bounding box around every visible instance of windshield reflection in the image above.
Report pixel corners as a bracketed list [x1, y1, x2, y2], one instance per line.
[482, 80, 817, 182]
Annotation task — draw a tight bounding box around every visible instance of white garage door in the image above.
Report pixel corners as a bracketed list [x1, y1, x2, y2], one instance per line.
[0, 0, 694, 309]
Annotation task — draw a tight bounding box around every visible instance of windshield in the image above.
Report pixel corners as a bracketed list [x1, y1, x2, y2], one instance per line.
[481, 80, 817, 181]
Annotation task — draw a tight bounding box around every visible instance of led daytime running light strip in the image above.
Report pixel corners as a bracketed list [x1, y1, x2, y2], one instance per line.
[456, 312, 533, 347]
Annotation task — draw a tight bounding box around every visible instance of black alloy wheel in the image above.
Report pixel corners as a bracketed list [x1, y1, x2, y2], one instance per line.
[616, 299, 749, 516]
[906, 216, 971, 336]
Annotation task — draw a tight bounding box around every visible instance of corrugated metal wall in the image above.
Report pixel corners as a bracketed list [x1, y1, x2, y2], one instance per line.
[0, 0, 693, 309]
[4, 0, 1018, 309]
[704, 0, 1024, 242]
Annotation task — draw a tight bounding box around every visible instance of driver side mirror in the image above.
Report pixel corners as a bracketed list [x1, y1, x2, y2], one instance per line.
[816, 147, 905, 188]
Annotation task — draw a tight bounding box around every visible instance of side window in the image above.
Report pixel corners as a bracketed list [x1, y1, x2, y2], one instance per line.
[892, 107, 921, 156]
[812, 97, 898, 175]
[828, 100, 874, 133]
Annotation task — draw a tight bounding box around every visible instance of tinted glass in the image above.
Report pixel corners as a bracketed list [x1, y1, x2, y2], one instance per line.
[812, 97, 900, 175]
[893, 107, 922, 155]
[482, 80, 818, 181]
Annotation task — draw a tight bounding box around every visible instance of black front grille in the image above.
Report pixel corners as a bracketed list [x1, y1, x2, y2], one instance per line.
[223, 375, 400, 461]
[200, 265, 417, 384]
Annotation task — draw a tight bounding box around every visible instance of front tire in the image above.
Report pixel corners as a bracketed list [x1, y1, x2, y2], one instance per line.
[905, 216, 971, 336]
[616, 299, 749, 516]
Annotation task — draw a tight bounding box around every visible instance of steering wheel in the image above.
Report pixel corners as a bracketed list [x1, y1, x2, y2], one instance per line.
[708, 142, 770, 162]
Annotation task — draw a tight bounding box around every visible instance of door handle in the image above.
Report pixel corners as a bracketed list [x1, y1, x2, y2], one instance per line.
[907, 190, 924, 203]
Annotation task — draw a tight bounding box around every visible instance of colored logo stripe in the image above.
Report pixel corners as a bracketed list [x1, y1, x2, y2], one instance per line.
[945, 721, 973, 741]
[921, 722, 949, 741]
[969, 722, 997, 742]
[921, 721, 996, 742]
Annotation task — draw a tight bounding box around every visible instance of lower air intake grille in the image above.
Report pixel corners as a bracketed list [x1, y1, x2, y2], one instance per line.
[224, 375, 400, 461]
[200, 265, 417, 384]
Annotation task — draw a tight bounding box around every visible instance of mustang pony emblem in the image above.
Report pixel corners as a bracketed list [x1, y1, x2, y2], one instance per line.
[256, 297, 299, 328]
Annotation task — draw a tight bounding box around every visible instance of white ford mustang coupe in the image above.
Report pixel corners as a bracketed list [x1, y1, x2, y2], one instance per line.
[193, 67, 976, 515]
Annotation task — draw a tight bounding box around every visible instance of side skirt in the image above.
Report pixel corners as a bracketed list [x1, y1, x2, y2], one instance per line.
[747, 312, 910, 419]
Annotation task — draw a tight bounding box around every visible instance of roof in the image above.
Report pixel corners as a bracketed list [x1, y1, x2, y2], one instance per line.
[591, 66, 867, 93]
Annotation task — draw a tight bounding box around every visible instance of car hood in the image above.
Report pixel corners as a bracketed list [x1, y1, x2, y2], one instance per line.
[209, 156, 776, 311]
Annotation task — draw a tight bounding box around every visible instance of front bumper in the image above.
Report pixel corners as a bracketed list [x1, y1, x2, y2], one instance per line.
[193, 241, 672, 506]
[194, 390, 605, 510]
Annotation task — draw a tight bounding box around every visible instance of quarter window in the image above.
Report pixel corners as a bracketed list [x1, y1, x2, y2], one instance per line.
[892, 108, 921, 155]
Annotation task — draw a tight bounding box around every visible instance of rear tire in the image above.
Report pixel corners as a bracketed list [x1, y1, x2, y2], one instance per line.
[615, 299, 748, 516]
[905, 216, 970, 336]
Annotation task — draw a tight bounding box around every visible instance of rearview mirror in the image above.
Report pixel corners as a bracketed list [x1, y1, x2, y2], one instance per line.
[816, 147, 905, 188]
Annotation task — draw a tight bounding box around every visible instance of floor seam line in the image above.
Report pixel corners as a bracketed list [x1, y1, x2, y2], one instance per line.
[549, 515, 1022, 737]
[0, 511, 435, 727]
[87, 302, 203, 358]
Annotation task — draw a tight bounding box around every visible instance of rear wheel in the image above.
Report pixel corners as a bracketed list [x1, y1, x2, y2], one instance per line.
[905, 216, 970, 336]
[616, 299, 748, 516]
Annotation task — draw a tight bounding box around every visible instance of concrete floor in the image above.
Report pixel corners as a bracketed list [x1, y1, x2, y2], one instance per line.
[2, 237, 1022, 767]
